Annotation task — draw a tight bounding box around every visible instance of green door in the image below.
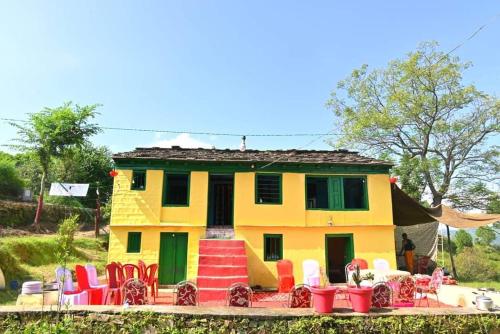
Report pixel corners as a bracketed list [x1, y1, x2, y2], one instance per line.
[158, 232, 188, 285]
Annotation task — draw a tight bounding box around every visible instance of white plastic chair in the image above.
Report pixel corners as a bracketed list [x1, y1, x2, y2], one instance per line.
[55, 266, 88, 305]
[85, 264, 108, 304]
[302, 259, 320, 287]
[373, 258, 390, 271]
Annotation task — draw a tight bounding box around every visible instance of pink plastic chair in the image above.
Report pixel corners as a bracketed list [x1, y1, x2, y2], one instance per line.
[174, 281, 198, 306]
[55, 266, 88, 305]
[85, 263, 108, 304]
[417, 267, 444, 307]
[277, 260, 295, 293]
[302, 260, 320, 287]
[226, 283, 253, 307]
[288, 284, 312, 308]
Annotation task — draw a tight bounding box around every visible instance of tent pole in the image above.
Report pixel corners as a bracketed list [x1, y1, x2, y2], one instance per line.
[446, 224, 458, 279]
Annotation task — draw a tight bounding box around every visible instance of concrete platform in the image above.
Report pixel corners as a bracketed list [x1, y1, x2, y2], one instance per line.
[0, 304, 494, 318]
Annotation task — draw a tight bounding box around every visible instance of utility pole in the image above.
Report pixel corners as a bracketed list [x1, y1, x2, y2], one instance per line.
[95, 186, 100, 238]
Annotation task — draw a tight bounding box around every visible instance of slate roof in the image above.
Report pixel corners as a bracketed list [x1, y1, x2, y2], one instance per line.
[113, 146, 392, 166]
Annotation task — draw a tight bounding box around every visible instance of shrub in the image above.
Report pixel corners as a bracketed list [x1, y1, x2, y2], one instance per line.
[454, 229, 473, 251]
[455, 247, 498, 281]
[0, 160, 23, 198]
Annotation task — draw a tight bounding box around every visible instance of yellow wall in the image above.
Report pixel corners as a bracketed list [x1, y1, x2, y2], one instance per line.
[108, 226, 205, 281]
[236, 226, 396, 287]
[109, 168, 396, 287]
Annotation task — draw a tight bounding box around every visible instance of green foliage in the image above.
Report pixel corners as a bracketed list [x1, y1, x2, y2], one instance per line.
[449, 182, 500, 212]
[455, 247, 499, 282]
[0, 158, 23, 198]
[55, 215, 79, 266]
[0, 312, 498, 334]
[327, 41, 499, 207]
[392, 153, 426, 202]
[475, 226, 496, 246]
[454, 230, 473, 251]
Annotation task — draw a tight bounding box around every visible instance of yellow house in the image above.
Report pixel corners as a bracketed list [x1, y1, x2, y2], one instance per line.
[108, 146, 396, 298]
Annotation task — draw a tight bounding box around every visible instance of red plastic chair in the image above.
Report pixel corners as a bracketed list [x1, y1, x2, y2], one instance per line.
[226, 283, 252, 307]
[417, 267, 444, 307]
[122, 278, 147, 305]
[75, 265, 103, 305]
[144, 263, 159, 302]
[138, 260, 147, 281]
[122, 264, 140, 281]
[174, 281, 198, 306]
[115, 262, 125, 286]
[351, 258, 368, 270]
[277, 259, 295, 293]
[287, 284, 312, 308]
[372, 282, 392, 308]
[105, 262, 122, 305]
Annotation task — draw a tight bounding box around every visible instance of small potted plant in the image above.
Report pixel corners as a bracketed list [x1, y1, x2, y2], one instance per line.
[347, 265, 374, 313]
[310, 267, 337, 313]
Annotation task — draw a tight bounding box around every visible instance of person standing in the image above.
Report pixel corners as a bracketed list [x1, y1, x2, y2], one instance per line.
[399, 233, 415, 273]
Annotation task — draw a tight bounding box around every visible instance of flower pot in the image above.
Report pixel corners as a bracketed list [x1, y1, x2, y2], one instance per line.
[311, 286, 337, 313]
[348, 287, 373, 313]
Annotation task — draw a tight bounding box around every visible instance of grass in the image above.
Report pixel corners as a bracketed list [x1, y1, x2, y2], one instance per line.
[458, 281, 500, 290]
[0, 234, 107, 305]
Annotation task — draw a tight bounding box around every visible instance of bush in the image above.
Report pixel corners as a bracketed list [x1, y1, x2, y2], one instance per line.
[455, 247, 498, 281]
[0, 160, 23, 198]
[454, 229, 473, 251]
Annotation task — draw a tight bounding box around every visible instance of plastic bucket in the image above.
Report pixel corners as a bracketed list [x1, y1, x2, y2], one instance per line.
[348, 287, 373, 313]
[311, 286, 337, 313]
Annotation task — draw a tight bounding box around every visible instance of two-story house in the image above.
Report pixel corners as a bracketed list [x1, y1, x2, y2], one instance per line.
[108, 146, 396, 299]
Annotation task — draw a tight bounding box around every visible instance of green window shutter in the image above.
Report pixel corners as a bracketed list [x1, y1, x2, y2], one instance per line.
[264, 234, 283, 261]
[127, 232, 142, 253]
[329, 177, 343, 209]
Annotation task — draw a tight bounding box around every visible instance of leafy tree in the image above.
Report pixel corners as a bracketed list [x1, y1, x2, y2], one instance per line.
[392, 153, 427, 202]
[9, 103, 101, 229]
[475, 226, 496, 246]
[0, 152, 24, 198]
[454, 229, 473, 251]
[448, 182, 499, 212]
[327, 41, 499, 277]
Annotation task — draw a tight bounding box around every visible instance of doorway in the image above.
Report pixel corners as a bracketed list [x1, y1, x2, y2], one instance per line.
[207, 174, 234, 228]
[158, 232, 188, 285]
[325, 234, 354, 283]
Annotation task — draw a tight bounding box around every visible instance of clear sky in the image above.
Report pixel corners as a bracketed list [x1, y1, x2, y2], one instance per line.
[0, 1, 499, 153]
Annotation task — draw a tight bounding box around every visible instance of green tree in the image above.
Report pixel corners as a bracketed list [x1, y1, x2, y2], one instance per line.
[392, 153, 427, 202]
[327, 41, 499, 277]
[0, 152, 24, 198]
[475, 226, 496, 246]
[454, 229, 473, 251]
[9, 103, 101, 229]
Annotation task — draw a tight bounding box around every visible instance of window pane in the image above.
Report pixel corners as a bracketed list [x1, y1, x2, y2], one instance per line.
[127, 232, 141, 253]
[264, 235, 282, 261]
[131, 171, 146, 190]
[165, 174, 189, 205]
[343, 178, 366, 209]
[306, 177, 329, 209]
[256, 174, 281, 204]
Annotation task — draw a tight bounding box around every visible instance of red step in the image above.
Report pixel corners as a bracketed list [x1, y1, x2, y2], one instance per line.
[197, 276, 249, 288]
[198, 255, 247, 266]
[196, 239, 249, 301]
[199, 239, 245, 248]
[198, 265, 248, 276]
[199, 246, 246, 256]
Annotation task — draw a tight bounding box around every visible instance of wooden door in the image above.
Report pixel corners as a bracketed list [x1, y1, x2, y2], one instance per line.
[158, 232, 188, 285]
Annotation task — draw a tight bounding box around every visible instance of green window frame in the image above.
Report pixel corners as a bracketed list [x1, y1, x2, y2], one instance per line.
[306, 176, 368, 211]
[255, 173, 282, 204]
[163, 172, 190, 206]
[131, 170, 146, 190]
[263, 234, 283, 261]
[127, 232, 142, 253]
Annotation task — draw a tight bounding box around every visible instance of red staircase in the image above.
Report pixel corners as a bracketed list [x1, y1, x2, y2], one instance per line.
[197, 239, 249, 301]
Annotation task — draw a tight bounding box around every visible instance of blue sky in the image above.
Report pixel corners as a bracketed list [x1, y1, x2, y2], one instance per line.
[0, 1, 499, 153]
